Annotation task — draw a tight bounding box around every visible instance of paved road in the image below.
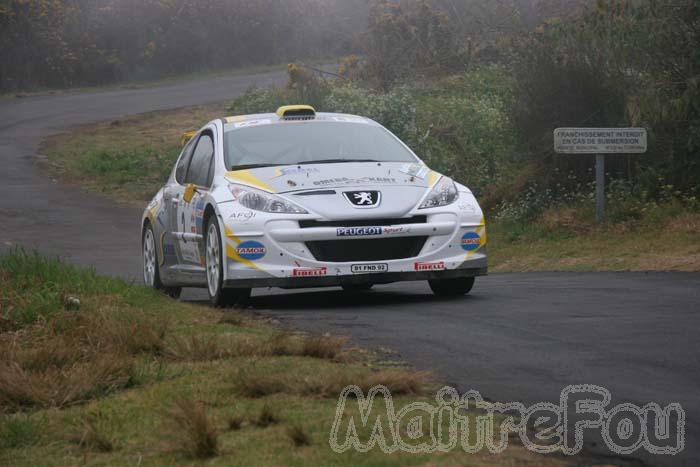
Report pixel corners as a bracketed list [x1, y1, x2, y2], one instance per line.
[1, 69, 698, 466]
[251, 274, 698, 466]
[0, 69, 286, 275]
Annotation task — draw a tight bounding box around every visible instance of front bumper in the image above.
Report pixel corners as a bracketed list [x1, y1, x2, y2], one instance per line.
[224, 266, 487, 289]
[218, 193, 488, 288]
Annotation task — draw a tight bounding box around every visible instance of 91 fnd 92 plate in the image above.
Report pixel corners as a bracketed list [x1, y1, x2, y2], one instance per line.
[351, 263, 389, 274]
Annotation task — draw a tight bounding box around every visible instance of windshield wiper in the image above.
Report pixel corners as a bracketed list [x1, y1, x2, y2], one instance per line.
[295, 159, 379, 165]
[229, 163, 281, 171]
[230, 160, 380, 170]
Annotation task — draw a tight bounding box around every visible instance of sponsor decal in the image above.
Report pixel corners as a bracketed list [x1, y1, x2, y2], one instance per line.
[383, 226, 411, 235]
[332, 116, 368, 124]
[351, 263, 389, 274]
[336, 226, 412, 237]
[461, 232, 481, 252]
[234, 119, 272, 129]
[236, 241, 267, 261]
[314, 177, 397, 187]
[194, 201, 205, 230]
[337, 227, 383, 237]
[274, 166, 320, 178]
[229, 211, 257, 223]
[293, 267, 328, 277]
[415, 262, 445, 271]
[336, 225, 414, 237]
[458, 203, 476, 213]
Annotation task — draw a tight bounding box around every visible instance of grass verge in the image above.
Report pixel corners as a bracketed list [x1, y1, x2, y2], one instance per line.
[489, 204, 700, 272]
[40, 103, 227, 204]
[0, 250, 594, 465]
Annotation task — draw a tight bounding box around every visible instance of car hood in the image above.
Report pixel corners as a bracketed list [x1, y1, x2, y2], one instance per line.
[225, 162, 440, 194]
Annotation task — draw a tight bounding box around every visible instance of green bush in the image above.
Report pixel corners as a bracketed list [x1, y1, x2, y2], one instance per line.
[506, 0, 700, 199]
[0, 416, 41, 450]
[227, 82, 416, 144]
[413, 67, 518, 197]
[228, 66, 516, 199]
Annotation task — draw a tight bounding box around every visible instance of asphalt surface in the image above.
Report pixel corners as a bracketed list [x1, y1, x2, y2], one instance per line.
[1, 68, 698, 466]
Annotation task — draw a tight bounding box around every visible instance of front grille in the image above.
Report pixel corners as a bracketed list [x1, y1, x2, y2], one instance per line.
[299, 216, 427, 229]
[306, 237, 428, 263]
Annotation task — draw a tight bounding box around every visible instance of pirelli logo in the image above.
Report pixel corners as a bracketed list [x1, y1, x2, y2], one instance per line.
[293, 267, 328, 277]
[414, 262, 445, 272]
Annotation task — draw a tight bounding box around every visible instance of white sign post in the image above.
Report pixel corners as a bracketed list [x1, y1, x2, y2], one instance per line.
[554, 128, 648, 223]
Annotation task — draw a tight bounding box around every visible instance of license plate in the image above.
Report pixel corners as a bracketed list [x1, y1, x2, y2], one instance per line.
[351, 263, 389, 274]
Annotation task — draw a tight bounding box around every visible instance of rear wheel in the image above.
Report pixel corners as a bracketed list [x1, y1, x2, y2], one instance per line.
[143, 224, 182, 299]
[429, 277, 475, 297]
[205, 217, 251, 308]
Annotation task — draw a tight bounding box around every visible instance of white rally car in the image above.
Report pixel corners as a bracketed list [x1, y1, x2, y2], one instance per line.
[142, 106, 487, 306]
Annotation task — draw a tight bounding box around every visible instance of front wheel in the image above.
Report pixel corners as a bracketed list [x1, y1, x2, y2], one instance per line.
[143, 224, 182, 299]
[205, 217, 251, 308]
[429, 277, 475, 297]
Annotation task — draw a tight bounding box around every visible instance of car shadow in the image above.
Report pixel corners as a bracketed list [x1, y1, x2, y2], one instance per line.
[184, 285, 483, 312]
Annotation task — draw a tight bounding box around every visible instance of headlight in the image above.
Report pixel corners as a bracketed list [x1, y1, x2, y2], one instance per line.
[419, 177, 459, 209]
[230, 185, 308, 214]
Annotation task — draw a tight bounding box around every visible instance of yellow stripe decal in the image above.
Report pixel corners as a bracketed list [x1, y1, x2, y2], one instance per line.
[223, 225, 240, 243]
[427, 171, 440, 188]
[159, 232, 166, 266]
[225, 170, 277, 193]
[147, 199, 161, 223]
[225, 115, 245, 124]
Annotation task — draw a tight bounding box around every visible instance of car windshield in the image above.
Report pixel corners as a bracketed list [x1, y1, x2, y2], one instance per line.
[224, 121, 417, 170]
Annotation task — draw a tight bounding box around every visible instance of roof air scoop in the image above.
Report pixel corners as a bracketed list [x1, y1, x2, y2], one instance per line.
[276, 105, 316, 121]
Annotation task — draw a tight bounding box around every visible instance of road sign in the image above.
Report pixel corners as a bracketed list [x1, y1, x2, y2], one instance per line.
[554, 128, 647, 154]
[554, 128, 648, 223]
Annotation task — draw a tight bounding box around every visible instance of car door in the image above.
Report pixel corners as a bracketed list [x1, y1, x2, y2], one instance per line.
[159, 137, 196, 277]
[176, 129, 216, 267]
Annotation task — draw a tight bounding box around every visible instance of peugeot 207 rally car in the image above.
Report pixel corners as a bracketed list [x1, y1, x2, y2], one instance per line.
[141, 105, 487, 306]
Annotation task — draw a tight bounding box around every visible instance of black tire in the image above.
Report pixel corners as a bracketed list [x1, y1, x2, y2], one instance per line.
[143, 223, 182, 300]
[342, 284, 374, 293]
[163, 287, 182, 300]
[205, 216, 251, 308]
[428, 277, 475, 297]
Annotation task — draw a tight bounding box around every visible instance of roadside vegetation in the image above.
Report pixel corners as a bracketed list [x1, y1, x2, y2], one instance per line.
[0, 0, 367, 93]
[41, 103, 226, 204]
[0, 250, 591, 465]
[40, 0, 700, 272]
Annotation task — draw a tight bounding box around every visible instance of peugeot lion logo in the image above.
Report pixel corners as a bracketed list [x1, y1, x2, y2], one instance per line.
[343, 191, 381, 208]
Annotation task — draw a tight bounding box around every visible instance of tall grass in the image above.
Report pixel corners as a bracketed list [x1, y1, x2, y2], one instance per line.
[165, 398, 219, 458]
[0, 250, 170, 409]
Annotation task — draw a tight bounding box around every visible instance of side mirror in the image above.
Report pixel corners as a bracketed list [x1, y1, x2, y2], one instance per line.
[183, 184, 197, 204]
[180, 130, 197, 148]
